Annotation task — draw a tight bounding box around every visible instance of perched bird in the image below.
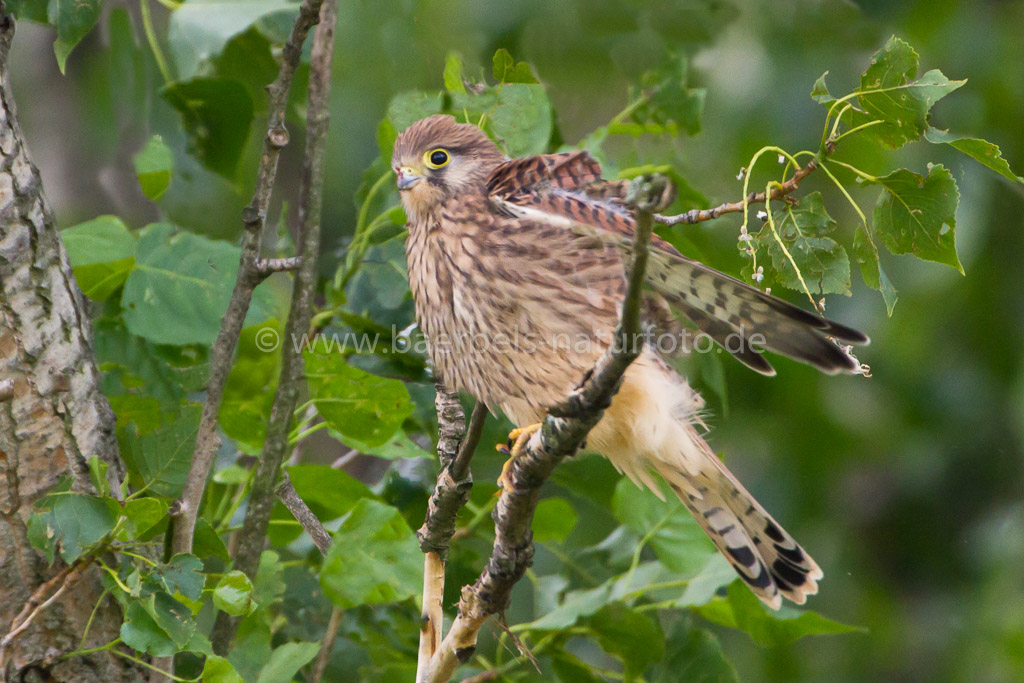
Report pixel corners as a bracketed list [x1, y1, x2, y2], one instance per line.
[393, 114, 868, 609]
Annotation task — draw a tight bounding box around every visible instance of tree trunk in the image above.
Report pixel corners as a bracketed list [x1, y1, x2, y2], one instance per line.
[0, 13, 142, 682]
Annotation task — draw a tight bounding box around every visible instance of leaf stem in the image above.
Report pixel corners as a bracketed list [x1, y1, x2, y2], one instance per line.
[139, 0, 173, 85]
[764, 181, 819, 310]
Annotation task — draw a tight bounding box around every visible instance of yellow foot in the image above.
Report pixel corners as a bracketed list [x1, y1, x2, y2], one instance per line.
[495, 423, 543, 495]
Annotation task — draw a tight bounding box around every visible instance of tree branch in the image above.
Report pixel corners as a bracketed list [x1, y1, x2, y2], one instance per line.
[419, 177, 665, 683]
[275, 473, 332, 555]
[172, 0, 329, 558]
[210, 0, 337, 653]
[255, 256, 304, 278]
[310, 606, 343, 683]
[415, 398, 487, 680]
[653, 158, 818, 226]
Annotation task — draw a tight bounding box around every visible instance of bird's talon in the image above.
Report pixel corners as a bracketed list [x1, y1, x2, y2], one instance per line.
[494, 423, 543, 495]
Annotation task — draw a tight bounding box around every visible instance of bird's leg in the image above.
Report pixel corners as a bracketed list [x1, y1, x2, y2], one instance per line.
[495, 423, 543, 494]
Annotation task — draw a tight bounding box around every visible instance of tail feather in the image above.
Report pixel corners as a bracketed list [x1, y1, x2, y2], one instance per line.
[651, 440, 822, 609]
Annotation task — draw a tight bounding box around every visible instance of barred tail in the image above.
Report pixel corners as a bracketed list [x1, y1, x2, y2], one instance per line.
[652, 443, 822, 609]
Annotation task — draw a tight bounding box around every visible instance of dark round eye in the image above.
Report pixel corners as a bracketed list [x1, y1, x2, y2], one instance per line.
[428, 149, 449, 167]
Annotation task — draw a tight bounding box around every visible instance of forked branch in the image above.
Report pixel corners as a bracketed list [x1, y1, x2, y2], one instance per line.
[418, 176, 667, 683]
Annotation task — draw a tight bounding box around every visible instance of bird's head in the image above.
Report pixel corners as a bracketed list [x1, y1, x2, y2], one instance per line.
[392, 115, 505, 219]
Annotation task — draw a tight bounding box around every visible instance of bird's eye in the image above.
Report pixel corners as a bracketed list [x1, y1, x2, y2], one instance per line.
[424, 148, 450, 169]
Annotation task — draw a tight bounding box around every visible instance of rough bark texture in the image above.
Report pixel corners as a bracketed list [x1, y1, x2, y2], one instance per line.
[0, 14, 141, 682]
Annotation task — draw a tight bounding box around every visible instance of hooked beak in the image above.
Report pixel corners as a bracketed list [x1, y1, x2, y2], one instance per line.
[396, 166, 422, 191]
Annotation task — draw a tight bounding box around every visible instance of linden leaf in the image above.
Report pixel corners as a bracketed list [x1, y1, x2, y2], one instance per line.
[871, 165, 963, 274]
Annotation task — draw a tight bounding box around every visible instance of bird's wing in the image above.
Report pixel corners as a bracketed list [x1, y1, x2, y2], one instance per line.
[486, 156, 868, 376]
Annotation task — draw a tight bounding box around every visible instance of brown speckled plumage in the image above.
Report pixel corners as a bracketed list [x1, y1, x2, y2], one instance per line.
[393, 115, 868, 609]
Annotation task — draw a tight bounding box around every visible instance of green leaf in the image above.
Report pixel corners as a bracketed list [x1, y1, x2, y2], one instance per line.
[118, 497, 169, 542]
[284, 466, 376, 520]
[220, 320, 282, 453]
[853, 226, 898, 315]
[650, 613, 739, 682]
[256, 642, 321, 683]
[334, 430, 433, 460]
[304, 347, 412, 448]
[27, 511, 57, 566]
[203, 655, 244, 683]
[612, 479, 715, 575]
[139, 591, 197, 649]
[108, 395, 164, 435]
[854, 36, 965, 149]
[213, 27, 280, 114]
[871, 165, 963, 274]
[61, 215, 136, 301]
[451, 83, 553, 157]
[194, 518, 231, 562]
[630, 54, 706, 136]
[122, 223, 274, 346]
[228, 617, 273, 682]
[270, 465, 376, 546]
[163, 78, 255, 180]
[153, 554, 205, 601]
[522, 582, 613, 632]
[6, 0, 49, 23]
[695, 581, 864, 647]
[586, 602, 665, 676]
[492, 48, 538, 84]
[533, 497, 578, 543]
[133, 135, 174, 200]
[119, 403, 202, 498]
[517, 562, 673, 633]
[168, 0, 299, 80]
[387, 90, 445, 134]
[34, 493, 119, 563]
[811, 71, 834, 104]
[764, 192, 851, 296]
[924, 127, 1024, 185]
[88, 456, 111, 497]
[320, 499, 422, 608]
[253, 551, 286, 609]
[214, 570, 256, 617]
[551, 653, 604, 683]
[121, 599, 177, 656]
[676, 553, 737, 608]
[48, 0, 103, 72]
[442, 51, 466, 95]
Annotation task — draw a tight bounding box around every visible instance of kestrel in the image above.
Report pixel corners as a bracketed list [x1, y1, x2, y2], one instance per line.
[393, 115, 867, 609]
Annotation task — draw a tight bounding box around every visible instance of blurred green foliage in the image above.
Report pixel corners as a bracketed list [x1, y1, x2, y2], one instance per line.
[8, 0, 1024, 680]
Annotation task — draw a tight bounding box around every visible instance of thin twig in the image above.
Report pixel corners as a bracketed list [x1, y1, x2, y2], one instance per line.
[452, 402, 487, 482]
[210, 0, 337, 652]
[172, 0, 328, 559]
[653, 159, 818, 225]
[310, 606, 343, 683]
[420, 178, 663, 683]
[0, 557, 93, 667]
[276, 473, 332, 555]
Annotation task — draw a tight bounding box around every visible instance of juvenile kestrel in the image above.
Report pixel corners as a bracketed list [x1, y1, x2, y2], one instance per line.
[393, 115, 867, 609]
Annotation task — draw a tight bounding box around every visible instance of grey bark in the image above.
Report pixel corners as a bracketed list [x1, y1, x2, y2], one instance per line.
[0, 13, 142, 682]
